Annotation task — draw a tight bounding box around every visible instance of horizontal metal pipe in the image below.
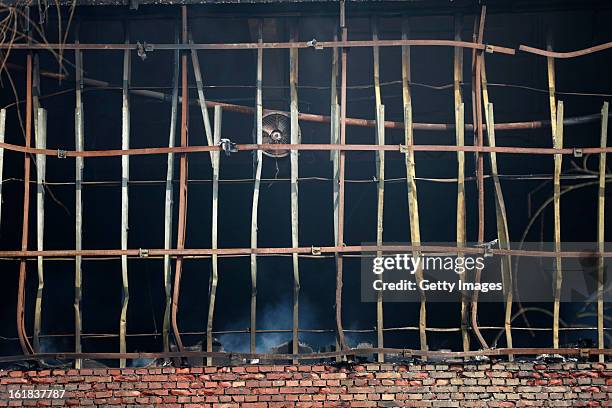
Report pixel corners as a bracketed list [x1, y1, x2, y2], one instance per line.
[0, 244, 610, 259]
[0, 39, 515, 55]
[520, 42, 612, 59]
[0, 141, 610, 157]
[0, 347, 608, 364]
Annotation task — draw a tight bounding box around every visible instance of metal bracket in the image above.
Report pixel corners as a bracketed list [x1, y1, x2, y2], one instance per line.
[311, 246, 321, 256]
[137, 42, 153, 61]
[57, 149, 66, 159]
[219, 138, 238, 157]
[306, 39, 323, 50]
[579, 348, 590, 359]
[474, 238, 499, 258]
[399, 144, 410, 154]
[485, 44, 494, 54]
[139, 248, 149, 258]
[573, 148, 583, 158]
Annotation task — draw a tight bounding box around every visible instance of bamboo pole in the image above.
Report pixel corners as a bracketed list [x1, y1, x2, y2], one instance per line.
[250, 21, 263, 355]
[453, 13, 469, 354]
[402, 17, 427, 356]
[32, 55, 40, 146]
[119, 33, 132, 368]
[74, 40, 84, 369]
[208, 106, 222, 366]
[597, 102, 608, 363]
[191, 39, 214, 161]
[470, 5, 489, 350]
[171, 5, 190, 352]
[375, 104, 385, 363]
[289, 25, 300, 364]
[32, 50, 43, 353]
[33, 108, 47, 353]
[17, 53, 34, 356]
[335, 0, 348, 352]
[552, 100, 564, 349]
[372, 17, 384, 363]
[162, 25, 180, 354]
[483, 101, 514, 359]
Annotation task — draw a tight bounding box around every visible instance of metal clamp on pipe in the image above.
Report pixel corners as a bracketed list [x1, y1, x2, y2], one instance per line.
[306, 39, 323, 50]
[139, 248, 149, 258]
[137, 42, 153, 60]
[474, 238, 499, 257]
[57, 149, 66, 159]
[219, 138, 238, 156]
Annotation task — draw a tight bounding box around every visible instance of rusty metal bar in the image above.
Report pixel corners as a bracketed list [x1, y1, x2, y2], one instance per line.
[598, 102, 609, 363]
[16, 53, 34, 356]
[2, 142, 611, 158]
[0, 110, 4, 233]
[0, 39, 516, 54]
[1, 244, 611, 259]
[335, 0, 348, 352]
[519, 41, 612, 59]
[171, 5, 189, 353]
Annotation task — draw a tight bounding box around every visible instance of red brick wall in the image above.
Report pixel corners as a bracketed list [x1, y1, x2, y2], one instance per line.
[1, 362, 610, 407]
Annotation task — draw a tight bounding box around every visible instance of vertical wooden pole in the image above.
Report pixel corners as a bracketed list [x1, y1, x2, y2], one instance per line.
[372, 17, 385, 362]
[402, 17, 427, 356]
[335, 0, 348, 352]
[250, 21, 263, 355]
[162, 23, 180, 354]
[470, 6, 489, 350]
[74, 38, 84, 369]
[545, 33, 562, 350]
[208, 106, 221, 366]
[331, 32, 340, 248]
[17, 53, 34, 355]
[483, 100, 513, 359]
[33, 108, 46, 353]
[171, 5, 190, 352]
[597, 102, 608, 363]
[32, 51, 43, 353]
[453, 13, 470, 354]
[119, 30, 132, 369]
[330, 34, 341, 360]
[191, 42, 214, 159]
[289, 24, 300, 364]
[552, 101, 564, 349]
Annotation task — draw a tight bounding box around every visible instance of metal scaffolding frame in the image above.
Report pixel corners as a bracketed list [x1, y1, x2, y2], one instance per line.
[0, 2, 610, 365]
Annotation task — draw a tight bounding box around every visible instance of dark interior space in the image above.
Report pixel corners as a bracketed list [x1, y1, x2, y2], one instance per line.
[0, 0, 611, 366]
